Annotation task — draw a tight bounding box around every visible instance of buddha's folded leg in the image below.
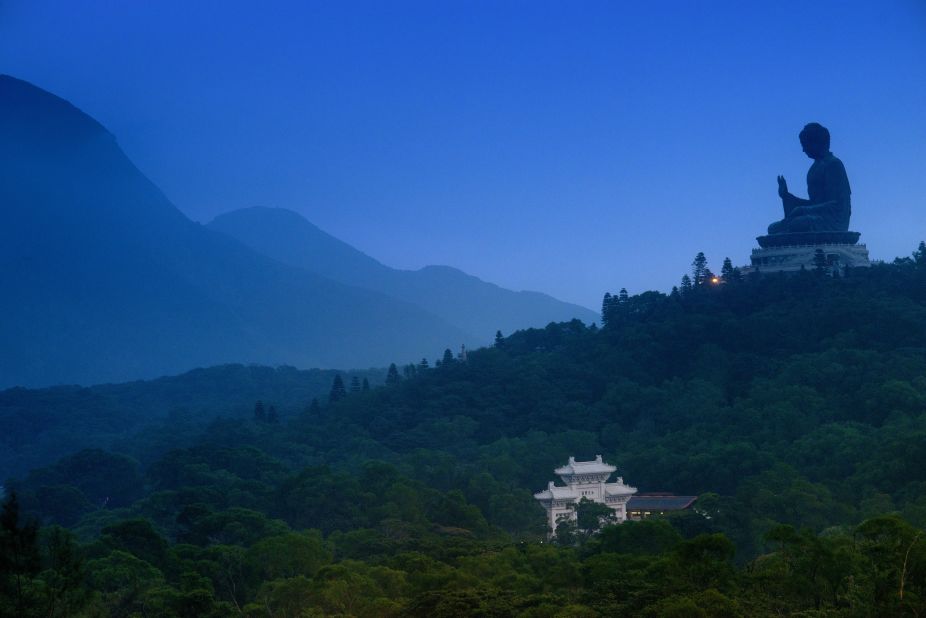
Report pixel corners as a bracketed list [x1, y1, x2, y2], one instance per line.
[788, 215, 824, 232]
[768, 215, 825, 234]
[767, 219, 789, 235]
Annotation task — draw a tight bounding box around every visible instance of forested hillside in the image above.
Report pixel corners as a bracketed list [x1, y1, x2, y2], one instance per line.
[0, 365, 385, 481]
[4, 249, 926, 616]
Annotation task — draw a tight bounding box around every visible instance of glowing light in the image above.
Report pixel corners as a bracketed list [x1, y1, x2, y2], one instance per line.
[711, 277, 720, 284]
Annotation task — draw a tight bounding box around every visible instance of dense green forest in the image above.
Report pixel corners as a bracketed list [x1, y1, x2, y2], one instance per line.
[0, 366, 386, 481]
[4, 247, 926, 616]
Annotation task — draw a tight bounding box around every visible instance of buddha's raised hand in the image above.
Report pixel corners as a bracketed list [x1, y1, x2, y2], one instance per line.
[777, 175, 789, 198]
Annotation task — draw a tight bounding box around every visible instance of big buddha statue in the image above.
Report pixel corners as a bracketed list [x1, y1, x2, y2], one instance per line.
[759, 122, 859, 248]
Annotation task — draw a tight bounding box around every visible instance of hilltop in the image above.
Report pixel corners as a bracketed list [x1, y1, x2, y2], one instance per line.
[5, 254, 926, 614]
[0, 75, 591, 388]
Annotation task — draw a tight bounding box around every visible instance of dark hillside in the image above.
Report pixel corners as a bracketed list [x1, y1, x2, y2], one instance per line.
[0, 364, 383, 480]
[6, 255, 926, 615]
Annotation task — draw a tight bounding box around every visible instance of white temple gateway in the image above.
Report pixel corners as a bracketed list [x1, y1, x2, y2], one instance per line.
[534, 455, 637, 534]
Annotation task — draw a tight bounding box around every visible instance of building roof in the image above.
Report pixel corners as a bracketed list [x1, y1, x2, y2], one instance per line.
[604, 482, 638, 497]
[554, 455, 616, 477]
[533, 481, 578, 501]
[627, 494, 697, 511]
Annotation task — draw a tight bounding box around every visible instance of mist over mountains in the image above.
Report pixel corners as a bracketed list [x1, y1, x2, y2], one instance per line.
[208, 207, 597, 341]
[0, 75, 594, 388]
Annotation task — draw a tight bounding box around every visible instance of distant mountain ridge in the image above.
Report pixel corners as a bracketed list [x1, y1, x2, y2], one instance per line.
[208, 207, 597, 339]
[0, 75, 592, 388]
[0, 74, 468, 387]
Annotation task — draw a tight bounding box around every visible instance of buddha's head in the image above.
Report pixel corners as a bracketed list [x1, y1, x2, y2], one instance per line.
[799, 123, 830, 160]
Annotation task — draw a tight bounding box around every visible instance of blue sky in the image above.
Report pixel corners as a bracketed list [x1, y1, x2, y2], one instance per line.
[3, 0, 925, 308]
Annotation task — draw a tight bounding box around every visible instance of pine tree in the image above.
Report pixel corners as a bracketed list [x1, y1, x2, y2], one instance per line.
[403, 364, 417, 379]
[362, 378, 370, 392]
[329, 375, 347, 403]
[692, 252, 708, 286]
[253, 400, 266, 422]
[619, 288, 629, 303]
[419, 358, 429, 370]
[680, 274, 693, 294]
[350, 376, 362, 393]
[442, 348, 455, 366]
[267, 405, 279, 423]
[721, 257, 734, 281]
[494, 330, 504, 347]
[601, 293, 613, 326]
[386, 363, 401, 385]
[913, 241, 926, 266]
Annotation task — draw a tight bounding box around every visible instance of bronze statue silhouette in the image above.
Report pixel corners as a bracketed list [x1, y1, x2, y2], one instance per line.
[768, 122, 851, 236]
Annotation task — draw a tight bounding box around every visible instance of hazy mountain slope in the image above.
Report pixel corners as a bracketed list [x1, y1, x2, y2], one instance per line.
[0, 75, 469, 388]
[208, 207, 598, 339]
[0, 364, 383, 480]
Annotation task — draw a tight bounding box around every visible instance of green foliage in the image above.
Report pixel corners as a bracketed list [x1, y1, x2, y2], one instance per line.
[574, 498, 615, 541]
[0, 364, 385, 481]
[246, 531, 330, 581]
[0, 491, 41, 615]
[5, 249, 926, 614]
[589, 518, 682, 555]
[329, 374, 347, 403]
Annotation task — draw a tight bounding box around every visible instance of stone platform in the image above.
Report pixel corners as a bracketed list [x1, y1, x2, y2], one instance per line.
[747, 237, 870, 274]
[756, 231, 860, 248]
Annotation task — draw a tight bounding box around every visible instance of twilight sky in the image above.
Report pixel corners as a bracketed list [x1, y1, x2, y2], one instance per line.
[2, 1, 925, 309]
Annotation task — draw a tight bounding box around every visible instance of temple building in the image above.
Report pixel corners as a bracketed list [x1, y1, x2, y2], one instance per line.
[626, 493, 698, 520]
[533, 456, 637, 534]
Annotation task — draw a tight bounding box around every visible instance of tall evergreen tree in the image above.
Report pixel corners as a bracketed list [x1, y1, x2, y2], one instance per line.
[350, 376, 362, 393]
[442, 348, 455, 366]
[419, 358, 429, 370]
[692, 252, 708, 286]
[386, 363, 401, 385]
[680, 274, 693, 294]
[915, 241, 926, 266]
[329, 375, 347, 403]
[253, 400, 266, 422]
[494, 330, 504, 347]
[601, 293, 613, 326]
[721, 257, 734, 281]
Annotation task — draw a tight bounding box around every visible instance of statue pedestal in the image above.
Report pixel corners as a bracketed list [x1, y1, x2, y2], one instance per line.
[747, 237, 870, 274]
